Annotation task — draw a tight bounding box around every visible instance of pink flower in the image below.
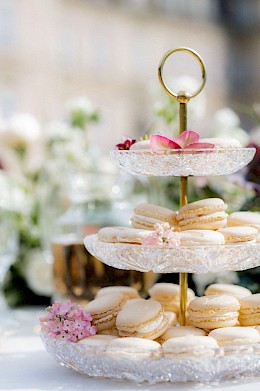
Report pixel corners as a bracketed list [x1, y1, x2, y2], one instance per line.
[115, 137, 136, 150]
[141, 222, 180, 248]
[39, 300, 96, 342]
[150, 131, 214, 152]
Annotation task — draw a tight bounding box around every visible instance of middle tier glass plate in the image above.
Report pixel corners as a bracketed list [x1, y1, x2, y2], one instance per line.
[84, 234, 260, 274]
[110, 148, 256, 176]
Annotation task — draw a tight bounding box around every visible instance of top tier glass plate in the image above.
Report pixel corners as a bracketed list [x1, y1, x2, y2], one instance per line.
[110, 148, 256, 177]
[84, 234, 260, 274]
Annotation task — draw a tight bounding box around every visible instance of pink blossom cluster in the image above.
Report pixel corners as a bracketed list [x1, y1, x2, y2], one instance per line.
[142, 223, 180, 247]
[39, 300, 96, 342]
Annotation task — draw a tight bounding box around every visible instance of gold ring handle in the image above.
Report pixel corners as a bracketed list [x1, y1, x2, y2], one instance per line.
[158, 47, 206, 102]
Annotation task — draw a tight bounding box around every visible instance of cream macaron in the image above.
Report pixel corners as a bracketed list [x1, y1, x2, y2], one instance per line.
[84, 293, 127, 333]
[130, 203, 177, 230]
[205, 283, 252, 300]
[208, 326, 259, 346]
[95, 286, 140, 300]
[97, 226, 151, 244]
[116, 298, 169, 340]
[107, 337, 161, 359]
[77, 334, 118, 353]
[176, 198, 228, 231]
[187, 295, 240, 330]
[129, 139, 151, 151]
[218, 226, 258, 244]
[162, 336, 218, 357]
[199, 137, 241, 148]
[164, 311, 178, 326]
[239, 293, 260, 326]
[157, 326, 206, 344]
[148, 283, 195, 314]
[179, 229, 225, 245]
[227, 211, 260, 231]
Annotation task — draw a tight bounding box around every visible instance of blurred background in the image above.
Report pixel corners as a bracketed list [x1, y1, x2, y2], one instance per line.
[0, 0, 260, 144]
[0, 0, 260, 307]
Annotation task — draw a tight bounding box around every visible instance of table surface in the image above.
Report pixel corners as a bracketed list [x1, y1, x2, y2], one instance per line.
[0, 306, 260, 391]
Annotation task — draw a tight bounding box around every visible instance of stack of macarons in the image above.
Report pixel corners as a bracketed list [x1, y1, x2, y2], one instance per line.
[130, 203, 177, 230]
[77, 283, 260, 359]
[176, 198, 228, 231]
[96, 199, 259, 247]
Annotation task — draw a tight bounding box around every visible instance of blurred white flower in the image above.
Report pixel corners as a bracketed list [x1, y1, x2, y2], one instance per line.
[44, 121, 71, 142]
[0, 113, 41, 149]
[66, 96, 96, 115]
[24, 250, 54, 296]
[210, 108, 250, 146]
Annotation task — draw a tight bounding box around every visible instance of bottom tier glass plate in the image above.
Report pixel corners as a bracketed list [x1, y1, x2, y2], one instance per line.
[41, 332, 260, 384]
[84, 235, 260, 274]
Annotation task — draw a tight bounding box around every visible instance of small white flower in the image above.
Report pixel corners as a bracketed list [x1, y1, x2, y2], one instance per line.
[24, 250, 54, 297]
[65, 96, 97, 117]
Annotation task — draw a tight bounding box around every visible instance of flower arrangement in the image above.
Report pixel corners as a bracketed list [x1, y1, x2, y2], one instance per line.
[1, 97, 102, 307]
[40, 300, 96, 342]
[142, 222, 180, 247]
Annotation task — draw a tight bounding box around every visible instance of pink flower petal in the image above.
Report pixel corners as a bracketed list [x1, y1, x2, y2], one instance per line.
[185, 142, 215, 149]
[150, 134, 181, 151]
[173, 130, 200, 148]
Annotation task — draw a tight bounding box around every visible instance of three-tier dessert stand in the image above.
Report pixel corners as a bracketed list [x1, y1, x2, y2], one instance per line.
[42, 48, 260, 383]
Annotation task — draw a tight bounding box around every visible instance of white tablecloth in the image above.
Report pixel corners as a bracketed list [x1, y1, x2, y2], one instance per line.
[0, 307, 260, 391]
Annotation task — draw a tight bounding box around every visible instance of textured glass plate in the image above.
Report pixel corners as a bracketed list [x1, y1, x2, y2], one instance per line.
[84, 234, 260, 274]
[41, 332, 260, 383]
[110, 148, 256, 176]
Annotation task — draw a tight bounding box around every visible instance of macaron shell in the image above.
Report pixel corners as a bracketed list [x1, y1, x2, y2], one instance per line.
[133, 203, 177, 226]
[158, 325, 207, 344]
[239, 293, 260, 326]
[97, 226, 151, 244]
[208, 326, 260, 346]
[95, 286, 140, 299]
[98, 227, 128, 242]
[218, 226, 258, 243]
[85, 293, 126, 320]
[148, 283, 195, 302]
[205, 283, 252, 299]
[119, 314, 170, 340]
[227, 211, 260, 230]
[176, 198, 227, 221]
[162, 336, 218, 356]
[116, 298, 162, 331]
[130, 140, 151, 151]
[188, 295, 240, 312]
[179, 211, 228, 231]
[92, 313, 117, 332]
[179, 230, 225, 245]
[78, 334, 118, 345]
[131, 214, 163, 230]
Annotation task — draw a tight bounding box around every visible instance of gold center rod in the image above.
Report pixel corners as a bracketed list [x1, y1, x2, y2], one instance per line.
[179, 101, 188, 326]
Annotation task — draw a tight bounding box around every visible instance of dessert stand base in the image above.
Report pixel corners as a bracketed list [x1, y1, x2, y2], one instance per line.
[41, 332, 260, 384]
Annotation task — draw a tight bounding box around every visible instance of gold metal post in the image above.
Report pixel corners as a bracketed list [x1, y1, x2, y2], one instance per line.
[158, 47, 206, 326]
[178, 99, 189, 325]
